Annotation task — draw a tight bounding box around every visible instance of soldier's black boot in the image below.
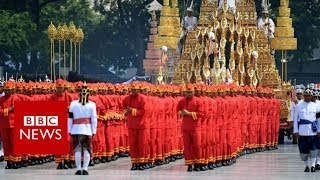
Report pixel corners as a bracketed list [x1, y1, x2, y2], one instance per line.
[131, 164, 138, 170]
[315, 164, 320, 170]
[137, 164, 145, 170]
[101, 157, 107, 163]
[304, 166, 310, 172]
[187, 165, 193, 172]
[75, 170, 82, 175]
[193, 164, 200, 171]
[89, 160, 95, 166]
[208, 163, 214, 170]
[82, 170, 89, 175]
[5, 161, 12, 169]
[63, 161, 69, 169]
[106, 157, 112, 162]
[311, 166, 316, 172]
[56, 162, 63, 169]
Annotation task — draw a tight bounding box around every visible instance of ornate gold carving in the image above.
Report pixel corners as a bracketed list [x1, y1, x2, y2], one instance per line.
[271, 38, 297, 50]
[274, 27, 294, 37]
[280, 0, 290, 7]
[277, 17, 292, 27]
[154, 37, 179, 49]
[161, 6, 172, 16]
[158, 26, 175, 36]
[279, 7, 291, 17]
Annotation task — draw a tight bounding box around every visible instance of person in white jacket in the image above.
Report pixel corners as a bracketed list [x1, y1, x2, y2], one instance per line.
[68, 81, 97, 175]
[294, 88, 320, 172]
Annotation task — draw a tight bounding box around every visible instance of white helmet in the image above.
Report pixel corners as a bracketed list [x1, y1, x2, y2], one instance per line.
[162, 45, 168, 52]
[251, 51, 258, 59]
[208, 32, 215, 40]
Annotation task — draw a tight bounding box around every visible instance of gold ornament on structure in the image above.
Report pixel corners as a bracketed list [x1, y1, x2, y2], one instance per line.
[62, 23, 69, 40]
[280, 0, 289, 7]
[57, 24, 64, 41]
[271, 38, 297, 50]
[275, 27, 294, 37]
[77, 27, 84, 43]
[68, 22, 77, 42]
[279, 7, 291, 17]
[277, 17, 292, 27]
[48, 21, 57, 40]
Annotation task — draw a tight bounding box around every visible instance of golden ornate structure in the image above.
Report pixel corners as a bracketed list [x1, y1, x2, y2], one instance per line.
[153, 0, 297, 92]
[47, 21, 84, 80]
[154, 0, 181, 49]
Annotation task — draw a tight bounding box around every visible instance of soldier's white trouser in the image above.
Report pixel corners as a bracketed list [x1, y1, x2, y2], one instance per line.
[75, 146, 90, 171]
[301, 150, 317, 167]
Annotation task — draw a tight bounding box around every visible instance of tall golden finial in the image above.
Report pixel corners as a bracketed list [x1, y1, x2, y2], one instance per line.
[77, 27, 84, 74]
[48, 21, 57, 81]
[68, 22, 77, 71]
[62, 23, 68, 78]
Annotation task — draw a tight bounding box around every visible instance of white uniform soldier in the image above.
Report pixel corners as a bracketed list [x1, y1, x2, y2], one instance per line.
[290, 88, 304, 121]
[312, 88, 320, 170]
[68, 81, 97, 175]
[218, 0, 236, 14]
[177, 1, 197, 55]
[294, 88, 320, 172]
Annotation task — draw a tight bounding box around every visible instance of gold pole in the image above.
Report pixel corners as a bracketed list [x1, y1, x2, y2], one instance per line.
[70, 40, 73, 71]
[53, 41, 56, 82]
[59, 40, 61, 79]
[285, 50, 288, 82]
[74, 42, 77, 72]
[64, 40, 66, 78]
[78, 43, 81, 74]
[51, 40, 53, 81]
[281, 50, 284, 84]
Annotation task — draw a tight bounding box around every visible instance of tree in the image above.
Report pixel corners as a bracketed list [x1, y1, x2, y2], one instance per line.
[0, 10, 36, 68]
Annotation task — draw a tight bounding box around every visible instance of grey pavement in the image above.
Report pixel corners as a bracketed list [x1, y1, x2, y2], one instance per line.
[0, 143, 319, 180]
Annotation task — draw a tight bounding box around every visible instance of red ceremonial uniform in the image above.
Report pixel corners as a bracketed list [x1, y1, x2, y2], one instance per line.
[177, 95, 204, 165]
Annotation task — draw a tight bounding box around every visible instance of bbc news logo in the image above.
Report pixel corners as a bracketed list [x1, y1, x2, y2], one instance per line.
[14, 101, 68, 155]
[20, 116, 62, 140]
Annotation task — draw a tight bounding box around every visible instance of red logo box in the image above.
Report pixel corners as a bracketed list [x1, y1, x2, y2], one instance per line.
[14, 101, 69, 155]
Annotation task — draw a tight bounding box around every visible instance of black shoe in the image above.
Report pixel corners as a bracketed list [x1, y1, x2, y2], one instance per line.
[12, 163, 18, 169]
[63, 162, 69, 169]
[311, 166, 316, 172]
[304, 166, 310, 172]
[5, 162, 12, 169]
[187, 165, 193, 172]
[138, 164, 145, 170]
[212, 163, 217, 168]
[21, 161, 28, 167]
[89, 160, 95, 166]
[106, 157, 112, 162]
[75, 170, 82, 175]
[150, 163, 155, 168]
[315, 164, 320, 170]
[94, 159, 100, 164]
[200, 165, 206, 171]
[57, 162, 63, 169]
[208, 164, 214, 170]
[101, 158, 107, 163]
[193, 164, 200, 171]
[131, 164, 138, 171]
[155, 160, 162, 166]
[82, 170, 89, 175]
[68, 162, 76, 169]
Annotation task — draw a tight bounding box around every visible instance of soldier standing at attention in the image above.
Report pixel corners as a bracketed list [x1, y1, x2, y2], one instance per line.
[68, 82, 97, 175]
[294, 88, 320, 172]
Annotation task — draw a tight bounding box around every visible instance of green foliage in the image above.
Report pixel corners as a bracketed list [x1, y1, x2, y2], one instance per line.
[0, 0, 319, 78]
[0, 10, 36, 63]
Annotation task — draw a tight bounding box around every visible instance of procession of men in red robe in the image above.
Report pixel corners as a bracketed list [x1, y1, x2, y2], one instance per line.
[0, 78, 280, 172]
